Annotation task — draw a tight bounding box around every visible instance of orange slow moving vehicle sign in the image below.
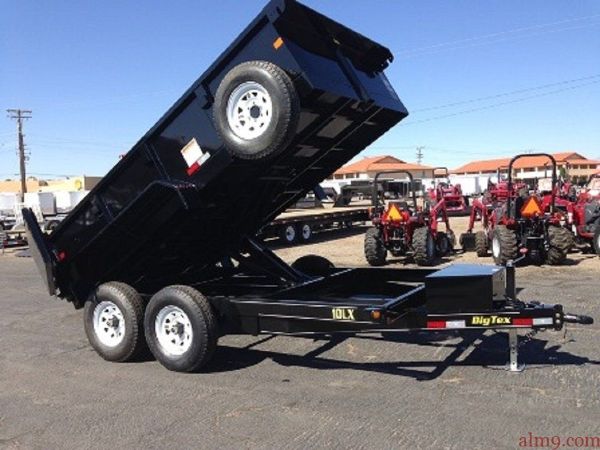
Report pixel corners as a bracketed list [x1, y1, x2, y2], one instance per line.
[384, 203, 405, 222]
[520, 196, 543, 218]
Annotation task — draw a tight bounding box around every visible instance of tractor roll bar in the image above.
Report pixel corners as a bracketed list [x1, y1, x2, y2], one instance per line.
[372, 171, 417, 209]
[507, 153, 557, 214]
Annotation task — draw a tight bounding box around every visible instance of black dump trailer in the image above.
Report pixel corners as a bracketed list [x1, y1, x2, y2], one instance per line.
[25, 0, 591, 373]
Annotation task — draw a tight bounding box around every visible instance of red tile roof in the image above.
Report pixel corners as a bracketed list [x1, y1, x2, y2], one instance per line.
[334, 155, 433, 175]
[452, 152, 594, 174]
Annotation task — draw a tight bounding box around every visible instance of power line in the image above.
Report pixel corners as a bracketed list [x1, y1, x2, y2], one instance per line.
[401, 79, 600, 126]
[411, 74, 600, 113]
[6, 109, 32, 202]
[400, 13, 600, 58]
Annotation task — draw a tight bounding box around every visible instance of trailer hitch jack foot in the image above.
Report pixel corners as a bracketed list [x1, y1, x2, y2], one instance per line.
[505, 329, 525, 373]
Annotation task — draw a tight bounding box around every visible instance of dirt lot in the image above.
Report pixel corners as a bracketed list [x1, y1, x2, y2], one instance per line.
[1, 221, 599, 449]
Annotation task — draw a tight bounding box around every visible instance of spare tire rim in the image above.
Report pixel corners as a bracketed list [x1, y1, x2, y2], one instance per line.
[155, 305, 193, 356]
[492, 235, 501, 258]
[93, 301, 126, 347]
[226, 81, 273, 140]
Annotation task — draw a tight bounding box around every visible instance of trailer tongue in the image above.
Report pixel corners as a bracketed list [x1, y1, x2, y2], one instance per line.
[24, 0, 592, 373]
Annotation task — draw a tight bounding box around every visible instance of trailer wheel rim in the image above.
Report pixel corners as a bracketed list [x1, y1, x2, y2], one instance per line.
[93, 301, 126, 348]
[492, 235, 501, 258]
[226, 81, 273, 140]
[154, 305, 193, 356]
[284, 225, 296, 242]
[301, 224, 311, 240]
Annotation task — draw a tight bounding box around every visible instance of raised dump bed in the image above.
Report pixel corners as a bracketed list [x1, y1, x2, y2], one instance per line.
[25, 0, 591, 373]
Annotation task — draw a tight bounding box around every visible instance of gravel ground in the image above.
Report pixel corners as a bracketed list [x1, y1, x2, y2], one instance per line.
[0, 222, 598, 449]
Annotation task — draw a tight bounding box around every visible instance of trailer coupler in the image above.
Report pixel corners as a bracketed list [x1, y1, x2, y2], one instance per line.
[563, 313, 594, 325]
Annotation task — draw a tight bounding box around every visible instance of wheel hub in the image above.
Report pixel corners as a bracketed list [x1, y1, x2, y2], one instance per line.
[226, 82, 273, 140]
[93, 301, 126, 348]
[155, 306, 193, 356]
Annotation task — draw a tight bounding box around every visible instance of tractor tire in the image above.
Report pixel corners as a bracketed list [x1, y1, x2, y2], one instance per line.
[546, 226, 573, 265]
[447, 230, 456, 249]
[145, 285, 218, 372]
[475, 230, 488, 257]
[413, 227, 436, 266]
[594, 227, 600, 256]
[213, 61, 300, 160]
[436, 232, 451, 256]
[491, 225, 518, 265]
[291, 254, 334, 277]
[83, 282, 148, 362]
[364, 227, 387, 266]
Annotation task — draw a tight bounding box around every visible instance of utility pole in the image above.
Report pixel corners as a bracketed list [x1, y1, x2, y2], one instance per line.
[7, 109, 32, 202]
[416, 146, 424, 164]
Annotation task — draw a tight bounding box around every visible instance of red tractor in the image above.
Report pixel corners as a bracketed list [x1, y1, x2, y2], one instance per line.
[460, 168, 527, 257]
[460, 154, 572, 265]
[426, 167, 469, 214]
[563, 174, 600, 255]
[364, 171, 455, 266]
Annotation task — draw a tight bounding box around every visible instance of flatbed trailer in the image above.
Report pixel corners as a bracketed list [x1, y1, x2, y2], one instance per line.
[24, 0, 591, 374]
[262, 203, 369, 244]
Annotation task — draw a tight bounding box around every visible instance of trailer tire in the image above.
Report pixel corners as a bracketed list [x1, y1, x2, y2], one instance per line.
[291, 255, 334, 277]
[299, 223, 312, 242]
[546, 226, 573, 265]
[413, 227, 436, 266]
[594, 227, 600, 255]
[145, 285, 218, 373]
[491, 225, 517, 265]
[213, 61, 300, 160]
[364, 227, 386, 266]
[280, 224, 298, 245]
[475, 230, 488, 257]
[83, 282, 147, 362]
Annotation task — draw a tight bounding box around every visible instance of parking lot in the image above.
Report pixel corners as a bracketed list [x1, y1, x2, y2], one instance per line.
[1, 221, 599, 450]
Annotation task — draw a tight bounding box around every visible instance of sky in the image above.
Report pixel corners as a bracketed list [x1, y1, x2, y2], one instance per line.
[1, 0, 599, 179]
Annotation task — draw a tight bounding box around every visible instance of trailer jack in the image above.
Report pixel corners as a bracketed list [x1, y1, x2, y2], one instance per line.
[507, 329, 525, 372]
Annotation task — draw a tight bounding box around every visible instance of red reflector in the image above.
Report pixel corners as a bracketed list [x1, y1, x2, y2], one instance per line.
[427, 320, 446, 329]
[513, 318, 533, 326]
[186, 161, 200, 176]
[57, 251, 67, 262]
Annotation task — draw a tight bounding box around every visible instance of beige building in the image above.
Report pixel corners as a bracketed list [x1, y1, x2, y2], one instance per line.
[0, 176, 101, 195]
[326, 155, 435, 181]
[452, 152, 599, 183]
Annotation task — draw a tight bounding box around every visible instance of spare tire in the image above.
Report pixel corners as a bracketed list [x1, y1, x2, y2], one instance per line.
[291, 255, 335, 277]
[213, 60, 300, 160]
